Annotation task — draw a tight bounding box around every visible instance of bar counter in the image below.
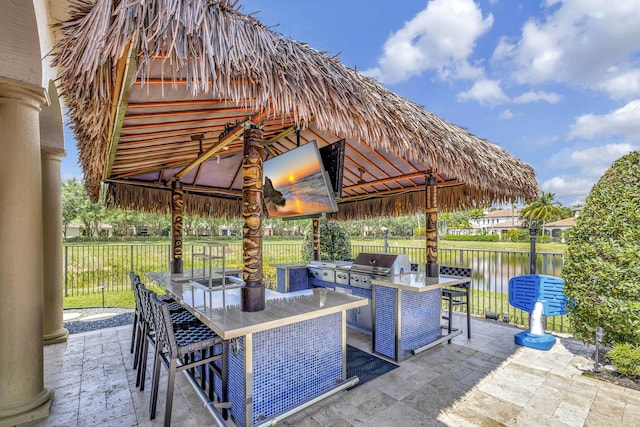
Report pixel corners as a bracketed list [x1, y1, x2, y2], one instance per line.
[147, 271, 366, 340]
[371, 273, 469, 361]
[146, 270, 367, 426]
[372, 272, 469, 291]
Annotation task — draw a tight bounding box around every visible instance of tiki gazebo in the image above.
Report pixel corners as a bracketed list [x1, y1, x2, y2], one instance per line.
[53, 0, 538, 310]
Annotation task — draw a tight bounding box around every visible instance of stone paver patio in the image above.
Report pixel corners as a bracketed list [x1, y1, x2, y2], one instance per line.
[19, 314, 640, 427]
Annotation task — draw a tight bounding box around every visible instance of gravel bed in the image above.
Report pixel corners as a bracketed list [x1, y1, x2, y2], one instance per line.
[63, 307, 134, 334]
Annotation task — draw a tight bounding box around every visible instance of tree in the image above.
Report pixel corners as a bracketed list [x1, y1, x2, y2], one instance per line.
[61, 178, 109, 237]
[107, 208, 144, 236]
[302, 217, 351, 261]
[61, 178, 84, 236]
[562, 151, 640, 345]
[77, 186, 108, 237]
[520, 192, 563, 235]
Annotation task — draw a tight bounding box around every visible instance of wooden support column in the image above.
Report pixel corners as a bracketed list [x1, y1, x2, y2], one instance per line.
[312, 217, 320, 261]
[241, 124, 265, 312]
[425, 173, 439, 277]
[170, 180, 184, 274]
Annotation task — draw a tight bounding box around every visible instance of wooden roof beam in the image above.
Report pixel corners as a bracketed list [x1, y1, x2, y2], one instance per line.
[104, 42, 136, 180]
[171, 109, 269, 182]
[342, 172, 427, 192]
[105, 178, 242, 197]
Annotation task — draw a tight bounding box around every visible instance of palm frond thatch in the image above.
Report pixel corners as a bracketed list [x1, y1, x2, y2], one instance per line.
[52, 0, 539, 217]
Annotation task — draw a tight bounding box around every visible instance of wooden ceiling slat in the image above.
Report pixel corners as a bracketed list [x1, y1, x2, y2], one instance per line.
[127, 99, 234, 109]
[118, 136, 217, 151]
[342, 172, 426, 192]
[111, 158, 192, 178]
[119, 125, 223, 142]
[124, 106, 253, 122]
[120, 116, 249, 132]
[352, 134, 423, 189]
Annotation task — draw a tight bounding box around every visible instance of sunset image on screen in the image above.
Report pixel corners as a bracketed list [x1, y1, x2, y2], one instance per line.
[263, 141, 337, 218]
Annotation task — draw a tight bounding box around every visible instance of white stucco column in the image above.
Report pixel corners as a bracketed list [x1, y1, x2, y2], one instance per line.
[0, 77, 53, 426]
[41, 147, 68, 345]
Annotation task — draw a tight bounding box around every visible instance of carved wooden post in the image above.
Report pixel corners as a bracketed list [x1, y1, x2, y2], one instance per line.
[241, 124, 266, 312]
[425, 173, 439, 277]
[312, 217, 320, 261]
[170, 180, 184, 274]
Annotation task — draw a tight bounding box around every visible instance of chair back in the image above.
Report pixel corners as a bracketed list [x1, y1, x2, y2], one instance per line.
[138, 285, 158, 330]
[129, 271, 141, 288]
[133, 281, 143, 315]
[149, 293, 179, 358]
[439, 265, 472, 278]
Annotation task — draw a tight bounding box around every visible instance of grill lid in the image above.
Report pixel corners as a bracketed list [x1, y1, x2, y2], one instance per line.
[307, 260, 352, 269]
[351, 252, 398, 274]
[350, 252, 410, 276]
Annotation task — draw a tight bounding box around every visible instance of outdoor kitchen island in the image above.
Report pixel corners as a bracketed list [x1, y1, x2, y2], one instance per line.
[146, 271, 367, 427]
[371, 273, 471, 362]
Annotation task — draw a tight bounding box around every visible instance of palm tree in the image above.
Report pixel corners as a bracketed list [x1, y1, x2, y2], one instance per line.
[520, 192, 564, 236]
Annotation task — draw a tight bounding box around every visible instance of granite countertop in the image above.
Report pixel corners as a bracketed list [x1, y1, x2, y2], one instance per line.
[146, 271, 367, 339]
[371, 273, 470, 292]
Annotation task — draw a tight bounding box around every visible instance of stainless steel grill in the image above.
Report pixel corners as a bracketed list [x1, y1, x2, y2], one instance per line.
[307, 260, 351, 284]
[334, 265, 351, 285]
[349, 253, 410, 290]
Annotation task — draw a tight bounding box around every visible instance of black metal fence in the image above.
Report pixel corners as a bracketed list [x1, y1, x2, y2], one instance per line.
[63, 242, 568, 332]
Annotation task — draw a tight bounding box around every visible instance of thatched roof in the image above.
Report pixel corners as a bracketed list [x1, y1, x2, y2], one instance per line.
[52, 0, 538, 219]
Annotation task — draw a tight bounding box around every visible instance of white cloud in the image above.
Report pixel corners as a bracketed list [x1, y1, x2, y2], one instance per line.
[492, 0, 640, 98]
[363, 0, 493, 83]
[457, 78, 509, 105]
[541, 175, 595, 199]
[542, 142, 639, 203]
[599, 69, 640, 100]
[499, 109, 513, 120]
[513, 90, 561, 104]
[547, 143, 638, 172]
[568, 100, 640, 140]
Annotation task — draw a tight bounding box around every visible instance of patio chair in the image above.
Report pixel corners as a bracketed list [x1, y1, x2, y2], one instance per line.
[440, 265, 472, 342]
[135, 284, 199, 391]
[148, 293, 229, 426]
[130, 272, 173, 355]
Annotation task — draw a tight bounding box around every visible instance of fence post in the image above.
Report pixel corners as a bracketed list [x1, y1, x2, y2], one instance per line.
[529, 228, 538, 274]
[130, 244, 134, 273]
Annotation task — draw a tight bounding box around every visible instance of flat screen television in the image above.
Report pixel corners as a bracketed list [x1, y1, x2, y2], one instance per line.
[263, 140, 339, 219]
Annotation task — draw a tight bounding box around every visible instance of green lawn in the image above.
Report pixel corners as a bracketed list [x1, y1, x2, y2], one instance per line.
[62, 237, 566, 322]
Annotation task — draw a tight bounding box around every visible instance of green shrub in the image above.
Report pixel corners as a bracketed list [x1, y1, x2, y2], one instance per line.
[442, 234, 499, 242]
[608, 343, 640, 377]
[302, 217, 351, 261]
[506, 229, 529, 242]
[563, 151, 640, 345]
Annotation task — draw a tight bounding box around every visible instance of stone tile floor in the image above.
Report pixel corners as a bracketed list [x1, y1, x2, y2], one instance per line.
[19, 314, 640, 427]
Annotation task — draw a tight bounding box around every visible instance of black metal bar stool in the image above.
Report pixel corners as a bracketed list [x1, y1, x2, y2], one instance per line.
[440, 265, 472, 342]
[130, 271, 174, 357]
[148, 293, 229, 426]
[135, 284, 199, 390]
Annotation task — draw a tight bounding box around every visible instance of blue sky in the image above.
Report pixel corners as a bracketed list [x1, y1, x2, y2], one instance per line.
[61, 0, 640, 207]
